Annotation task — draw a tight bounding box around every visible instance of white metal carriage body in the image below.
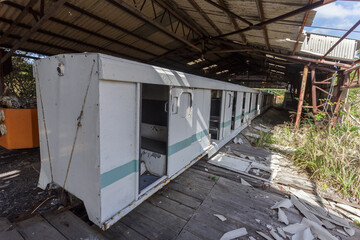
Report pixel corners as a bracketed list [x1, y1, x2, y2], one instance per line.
[34, 53, 272, 230]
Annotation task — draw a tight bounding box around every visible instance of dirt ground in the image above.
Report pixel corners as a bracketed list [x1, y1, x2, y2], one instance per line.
[0, 148, 48, 221]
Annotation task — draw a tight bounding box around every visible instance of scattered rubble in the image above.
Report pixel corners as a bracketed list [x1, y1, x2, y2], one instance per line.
[256, 231, 273, 240]
[253, 125, 271, 133]
[214, 214, 227, 222]
[208, 120, 360, 240]
[232, 137, 243, 144]
[240, 178, 252, 187]
[220, 227, 247, 240]
[244, 132, 260, 139]
[271, 199, 293, 209]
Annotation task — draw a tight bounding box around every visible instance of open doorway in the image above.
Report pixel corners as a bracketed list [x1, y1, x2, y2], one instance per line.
[231, 92, 237, 130]
[209, 90, 222, 140]
[249, 93, 252, 113]
[255, 94, 259, 112]
[139, 84, 169, 192]
[241, 93, 246, 124]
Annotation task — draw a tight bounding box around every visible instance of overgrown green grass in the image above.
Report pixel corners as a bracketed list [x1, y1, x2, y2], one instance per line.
[259, 120, 360, 200]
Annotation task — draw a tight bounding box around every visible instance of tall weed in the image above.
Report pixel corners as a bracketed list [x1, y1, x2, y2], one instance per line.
[261, 120, 360, 200]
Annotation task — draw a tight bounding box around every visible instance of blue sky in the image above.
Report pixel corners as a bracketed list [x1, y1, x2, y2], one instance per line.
[304, 1, 360, 40]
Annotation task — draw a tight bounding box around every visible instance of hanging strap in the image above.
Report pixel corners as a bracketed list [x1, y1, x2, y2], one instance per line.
[61, 61, 95, 197]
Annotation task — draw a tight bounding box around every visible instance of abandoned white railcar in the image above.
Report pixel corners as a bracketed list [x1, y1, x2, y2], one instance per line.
[34, 53, 272, 230]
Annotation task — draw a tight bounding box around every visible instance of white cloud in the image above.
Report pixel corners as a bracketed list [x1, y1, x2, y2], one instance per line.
[315, 2, 360, 19]
[309, 28, 330, 34]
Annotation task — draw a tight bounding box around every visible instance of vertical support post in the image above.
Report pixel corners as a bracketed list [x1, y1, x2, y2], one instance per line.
[311, 68, 317, 113]
[295, 65, 308, 130]
[0, 51, 4, 95]
[333, 72, 345, 116]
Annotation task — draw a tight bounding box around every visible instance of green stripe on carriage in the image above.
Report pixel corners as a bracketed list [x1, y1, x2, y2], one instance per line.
[221, 120, 231, 128]
[101, 160, 138, 189]
[235, 114, 242, 120]
[168, 129, 209, 156]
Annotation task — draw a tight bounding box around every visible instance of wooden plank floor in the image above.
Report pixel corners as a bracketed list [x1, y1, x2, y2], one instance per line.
[2, 139, 360, 239]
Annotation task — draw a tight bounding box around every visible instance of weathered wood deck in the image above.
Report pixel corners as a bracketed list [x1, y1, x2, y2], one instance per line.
[2, 152, 359, 239]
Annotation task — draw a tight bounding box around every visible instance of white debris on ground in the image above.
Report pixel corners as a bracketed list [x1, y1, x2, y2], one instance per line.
[206, 122, 360, 240]
[220, 227, 247, 240]
[214, 214, 227, 222]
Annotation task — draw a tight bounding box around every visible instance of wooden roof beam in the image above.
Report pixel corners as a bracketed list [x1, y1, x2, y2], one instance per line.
[255, 0, 270, 50]
[153, 0, 204, 37]
[1, 0, 68, 64]
[0, 31, 142, 62]
[1, 2, 158, 58]
[1, 1, 170, 52]
[215, 0, 336, 39]
[107, 0, 202, 52]
[292, 0, 313, 55]
[0, 18, 149, 61]
[63, 2, 170, 52]
[160, 0, 210, 37]
[218, 0, 247, 44]
[0, 0, 38, 44]
[203, 0, 253, 26]
[187, 0, 222, 35]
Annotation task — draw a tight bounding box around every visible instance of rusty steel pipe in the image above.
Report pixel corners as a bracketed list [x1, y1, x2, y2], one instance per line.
[295, 65, 309, 129]
[311, 68, 318, 113]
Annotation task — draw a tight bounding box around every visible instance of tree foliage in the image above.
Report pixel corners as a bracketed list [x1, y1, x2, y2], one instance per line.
[3, 53, 36, 107]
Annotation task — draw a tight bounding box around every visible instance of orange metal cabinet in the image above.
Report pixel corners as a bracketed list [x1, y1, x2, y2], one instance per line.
[0, 108, 39, 149]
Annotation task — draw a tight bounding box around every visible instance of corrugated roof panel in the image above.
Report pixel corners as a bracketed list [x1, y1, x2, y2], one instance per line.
[300, 33, 358, 61]
[132, 0, 164, 20]
[0, 0, 319, 65]
[120, 47, 154, 61]
[173, 0, 219, 36]
[145, 31, 176, 46]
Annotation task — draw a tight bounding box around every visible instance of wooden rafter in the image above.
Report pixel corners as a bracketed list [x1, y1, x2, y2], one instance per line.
[0, 19, 149, 61]
[107, 0, 202, 52]
[1, 0, 68, 64]
[203, 0, 252, 26]
[292, 0, 313, 55]
[187, 0, 222, 35]
[218, 0, 247, 44]
[255, 0, 270, 50]
[1, 1, 169, 52]
[64, 2, 169, 52]
[153, 0, 203, 37]
[216, 0, 335, 39]
[0, 0, 38, 44]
